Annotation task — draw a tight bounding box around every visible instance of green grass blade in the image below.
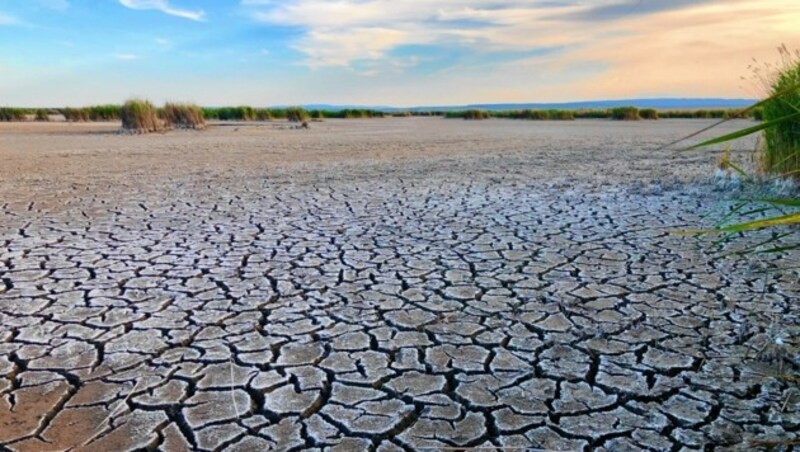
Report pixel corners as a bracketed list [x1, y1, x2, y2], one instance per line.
[715, 206, 771, 228]
[707, 201, 748, 225]
[714, 212, 800, 232]
[660, 79, 800, 150]
[684, 111, 800, 150]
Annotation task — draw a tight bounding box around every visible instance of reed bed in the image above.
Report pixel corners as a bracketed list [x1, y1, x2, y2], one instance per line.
[1, 104, 762, 124]
[0, 107, 29, 122]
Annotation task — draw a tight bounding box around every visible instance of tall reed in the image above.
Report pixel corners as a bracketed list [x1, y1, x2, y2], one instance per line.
[161, 103, 206, 129]
[121, 99, 163, 133]
[761, 46, 800, 175]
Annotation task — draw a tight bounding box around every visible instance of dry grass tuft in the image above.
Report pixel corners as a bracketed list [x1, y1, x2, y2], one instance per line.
[161, 103, 206, 130]
[121, 99, 164, 133]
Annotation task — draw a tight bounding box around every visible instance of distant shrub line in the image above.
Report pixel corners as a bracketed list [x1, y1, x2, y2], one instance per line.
[0, 105, 762, 123]
[441, 107, 758, 121]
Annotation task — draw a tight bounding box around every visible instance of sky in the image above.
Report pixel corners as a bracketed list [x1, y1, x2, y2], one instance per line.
[0, 0, 798, 107]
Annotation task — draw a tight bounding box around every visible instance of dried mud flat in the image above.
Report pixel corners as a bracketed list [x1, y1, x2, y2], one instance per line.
[0, 118, 798, 451]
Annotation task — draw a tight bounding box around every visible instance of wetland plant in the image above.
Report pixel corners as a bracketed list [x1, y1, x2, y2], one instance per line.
[286, 106, 310, 123]
[121, 99, 164, 133]
[34, 109, 50, 121]
[0, 108, 29, 121]
[610, 106, 640, 120]
[760, 47, 800, 176]
[461, 109, 490, 120]
[639, 108, 659, 120]
[161, 103, 206, 130]
[63, 107, 90, 122]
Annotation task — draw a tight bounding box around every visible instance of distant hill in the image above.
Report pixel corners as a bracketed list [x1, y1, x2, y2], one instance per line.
[299, 98, 756, 112]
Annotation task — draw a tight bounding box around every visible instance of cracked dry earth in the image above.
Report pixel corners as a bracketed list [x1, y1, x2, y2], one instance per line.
[0, 118, 799, 451]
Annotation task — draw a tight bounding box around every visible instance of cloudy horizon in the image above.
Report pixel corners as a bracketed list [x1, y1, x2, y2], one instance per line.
[0, 0, 798, 107]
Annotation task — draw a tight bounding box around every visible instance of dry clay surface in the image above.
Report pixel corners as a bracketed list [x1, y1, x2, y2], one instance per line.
[0, 118, 798, 451]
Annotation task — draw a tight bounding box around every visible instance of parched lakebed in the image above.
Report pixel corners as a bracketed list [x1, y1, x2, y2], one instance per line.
[0, 118, 798, 450]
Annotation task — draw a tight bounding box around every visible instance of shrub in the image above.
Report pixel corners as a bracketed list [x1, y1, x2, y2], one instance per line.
[0, 108, 28, 121]
[286, 106, 310, 123]
[548, 109, 575, 120]
[202, 108, 219, 120]
[462, 109, 489, 120]
[610, 106, 640, 120]
[574, 109, 611, 119]
[35, 109, 49, 121]
[255, 109, 272, 121]
[206, 106, 257, 121]
[520, 110, 547, 120]
[639, 108, 658, 120]
[161, 103, 206, 130]
[121, 99, 163, 133]
[238, 106, 256, 121]
[63, 107, 90, 122]
[88, 105, 121, 121]
[659, 110, 692, 119]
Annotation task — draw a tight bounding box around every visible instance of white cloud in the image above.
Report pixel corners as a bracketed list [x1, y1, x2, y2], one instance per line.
[119, 0, 205, 21]
[114, 53, 141, 61]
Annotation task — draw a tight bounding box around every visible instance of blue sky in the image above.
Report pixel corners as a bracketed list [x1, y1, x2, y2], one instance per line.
[0, 0, 798, 107]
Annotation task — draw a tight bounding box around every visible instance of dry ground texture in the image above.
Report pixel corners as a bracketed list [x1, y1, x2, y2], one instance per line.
[0, 118, 798, 451]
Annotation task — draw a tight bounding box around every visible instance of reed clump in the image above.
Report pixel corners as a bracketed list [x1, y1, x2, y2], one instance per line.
[610, 106, 640, 120]
[0, 108, 29, 122]
[121, 99, 164, 133]
[34, 109, 50, 121]
[161, 103, 206, 130]
[456, 109, 489, 120]
[760, 46, 800, 175]
[286, 106, 310, 123]
[639, 108, 658, 120]
[255, 109, 272, 121]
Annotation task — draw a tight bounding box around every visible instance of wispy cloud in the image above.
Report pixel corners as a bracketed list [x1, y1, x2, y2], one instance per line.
[119, 0, 205, 21]
[242, 0, 642, 68]
[242, 0, 800, 99]
[0, 11, 21, 26]
[113, 53, 141, 61]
